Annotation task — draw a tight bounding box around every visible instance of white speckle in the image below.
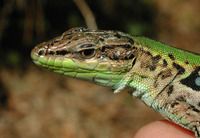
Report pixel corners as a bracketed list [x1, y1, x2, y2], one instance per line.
[132, 90, 141, 98]
[195, 77, 200, 86]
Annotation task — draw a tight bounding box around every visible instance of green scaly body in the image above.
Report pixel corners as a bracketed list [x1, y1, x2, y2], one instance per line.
[31, 27, 200, 137]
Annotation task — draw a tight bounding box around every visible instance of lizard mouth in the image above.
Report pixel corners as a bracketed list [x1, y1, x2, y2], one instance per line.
[31, 46, 125, 87]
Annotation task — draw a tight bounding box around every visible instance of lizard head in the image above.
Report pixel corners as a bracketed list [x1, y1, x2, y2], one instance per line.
[31, 27, 140, 87]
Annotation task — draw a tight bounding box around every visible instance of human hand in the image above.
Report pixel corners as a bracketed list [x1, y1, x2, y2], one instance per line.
[134, 120, 195, 138]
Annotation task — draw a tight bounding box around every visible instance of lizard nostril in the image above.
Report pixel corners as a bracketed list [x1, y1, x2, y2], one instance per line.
[38, 48, 45, 56]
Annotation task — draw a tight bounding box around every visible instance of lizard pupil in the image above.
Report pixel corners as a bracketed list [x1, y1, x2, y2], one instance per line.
[80, 49, 96, 58]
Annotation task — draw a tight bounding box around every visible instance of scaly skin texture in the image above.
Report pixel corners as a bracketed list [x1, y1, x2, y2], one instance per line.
[31, 27, 200, 137]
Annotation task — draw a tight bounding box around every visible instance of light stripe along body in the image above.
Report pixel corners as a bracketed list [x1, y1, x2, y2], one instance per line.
[31, 27, 200, 137]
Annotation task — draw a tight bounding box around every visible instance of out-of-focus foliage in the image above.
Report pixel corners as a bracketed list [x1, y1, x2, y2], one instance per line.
[0, 0, 155, 67]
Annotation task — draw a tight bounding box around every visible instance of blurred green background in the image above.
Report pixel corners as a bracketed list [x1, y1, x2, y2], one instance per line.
[0, 0, 199, 137]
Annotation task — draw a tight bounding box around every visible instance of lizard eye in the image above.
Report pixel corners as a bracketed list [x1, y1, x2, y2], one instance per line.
[80, 49, 96, 59]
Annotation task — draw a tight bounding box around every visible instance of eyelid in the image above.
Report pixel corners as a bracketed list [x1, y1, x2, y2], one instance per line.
[77, 43, 95, 51]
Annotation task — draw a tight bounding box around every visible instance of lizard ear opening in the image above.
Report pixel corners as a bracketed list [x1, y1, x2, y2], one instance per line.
[79, 49, 96, 59]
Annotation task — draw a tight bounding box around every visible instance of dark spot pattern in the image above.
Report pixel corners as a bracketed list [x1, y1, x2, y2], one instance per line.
[148, 55, 162, 71]
[49, 51, 55, 55]
[167, 85, 174, 96]
[172, 63, 185, 74]
[176, 96, 186, 102]
[99, 38, 104, 42]
[132, 46, 138, 50]
[157, 70, 172, 80]
[192, 108, 200, 113]
[194, 127, 200, 137]
[56, 50, 69, 55]
[163, 59, 168, 67]
[171, 102, 179, 108]
[119, 44, 132, 49]
[128, 53, 134, 59]
[101, 46, 106, 52]
[114, 33, 121, 39]
[128, 38, 134, 44]
[168, 53, 175, 60]
[146, 51, 152, 56]
[149, 65, 156, 71]
[185, 60, 189, 64]
[190, 105, 195, 109]
[132, 58, 136, 67]
[152, 55, 161, 61]
[105, 46, 115, 49]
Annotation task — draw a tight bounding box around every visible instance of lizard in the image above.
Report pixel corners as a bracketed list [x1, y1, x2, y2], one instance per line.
[31, 27, 200, 137]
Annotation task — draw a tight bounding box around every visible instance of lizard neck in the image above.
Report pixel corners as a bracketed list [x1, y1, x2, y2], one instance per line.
[115, 36, 200, 106]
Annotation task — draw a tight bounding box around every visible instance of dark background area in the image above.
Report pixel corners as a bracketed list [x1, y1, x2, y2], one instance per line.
[0, 0, 199, 137]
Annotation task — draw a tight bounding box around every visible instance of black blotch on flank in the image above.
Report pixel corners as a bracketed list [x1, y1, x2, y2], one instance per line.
[168, 53, 175, 60]
[132, 58, 136, 67]
[173, 62, 185, 74]
[167, 85, 174, 96]
[180, 67, 200, 91]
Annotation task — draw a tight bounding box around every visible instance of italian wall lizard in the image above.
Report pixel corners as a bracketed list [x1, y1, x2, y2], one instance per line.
[31, 27, 200, 137]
